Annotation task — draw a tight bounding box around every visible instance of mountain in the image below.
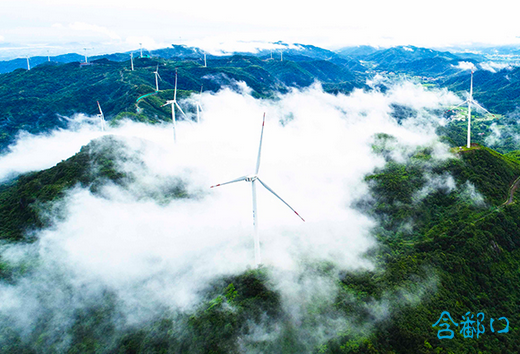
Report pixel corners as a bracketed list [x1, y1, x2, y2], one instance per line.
[2, 134, 520, 352]
[0, 53, 85, 74]
[440, 67, 520, 115]
[336, 45, 381, 58]
[0, 54, 365, 151]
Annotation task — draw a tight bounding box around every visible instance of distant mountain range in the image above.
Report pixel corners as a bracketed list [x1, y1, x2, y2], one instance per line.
[2, 41, 520, 151]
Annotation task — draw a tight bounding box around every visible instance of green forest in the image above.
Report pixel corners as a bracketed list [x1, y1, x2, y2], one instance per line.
[1, 45, 520, 353]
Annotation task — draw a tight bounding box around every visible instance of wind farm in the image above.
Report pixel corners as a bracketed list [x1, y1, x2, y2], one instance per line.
[3, 24, 520, 352]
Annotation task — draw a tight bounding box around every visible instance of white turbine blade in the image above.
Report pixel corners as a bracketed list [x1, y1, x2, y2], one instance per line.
[157, 72, 162, 81]
[210, 176, 247, 188]
[175, 102, 187, 117]
[445, 100, 469, 115]
[255, 113, 266, 174]
[469, 70, 474, 98]
[162, 100, 173, 107]
[257, 178, 305, 222]
[470, 100, 495, 116]
[174, 70, 178, 101]
[97, 101, 104, 116]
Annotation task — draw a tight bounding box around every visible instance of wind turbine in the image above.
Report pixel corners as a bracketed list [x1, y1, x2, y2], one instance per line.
[140, 43, 143, 58]
[130, 53, 134, 71]
[210, 113, 305, 268]
[153, 65, 161, 92]
[84, 48, 88, 63]
[26, 56, 31, 70]
[97, 101, 106, 131]
[204, 52, 207, 67]
[162, 69, 187, 142]
[449, 70, 495, 148]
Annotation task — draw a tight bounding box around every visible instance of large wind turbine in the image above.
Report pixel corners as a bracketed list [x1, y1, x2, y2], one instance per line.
[153, 66, 162, 92]
[162, 69, 187, 142]
[97, 101, 106, 131]
[453, 71, 495, 148]
[210, 113, 305, 267]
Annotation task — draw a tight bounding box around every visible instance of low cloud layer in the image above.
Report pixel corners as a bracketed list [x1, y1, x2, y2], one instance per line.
[0, 81, 460, 350]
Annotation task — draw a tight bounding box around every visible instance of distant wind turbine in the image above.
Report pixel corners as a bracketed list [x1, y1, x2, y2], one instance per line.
[210, 113, 305, 268]
[26, 56, 30, 70]
[130, 53, 134, 71]
[84, 48, 88, 63]
[140, 43, 143, 58]
[97, 101, 106, 131]
[204, 52, 207, 67]
[153, 65, 162, 92]
[449, 70, 495, 148]
[162, 69, 187, 142]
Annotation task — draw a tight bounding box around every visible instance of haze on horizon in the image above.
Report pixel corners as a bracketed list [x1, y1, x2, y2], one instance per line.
[1, 0, 520, 59]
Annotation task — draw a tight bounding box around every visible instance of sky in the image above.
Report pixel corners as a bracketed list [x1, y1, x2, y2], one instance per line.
[1, 0, 520, 59]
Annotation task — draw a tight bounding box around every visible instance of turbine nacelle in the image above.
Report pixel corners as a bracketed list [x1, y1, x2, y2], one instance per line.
[244, 175, 258, 182]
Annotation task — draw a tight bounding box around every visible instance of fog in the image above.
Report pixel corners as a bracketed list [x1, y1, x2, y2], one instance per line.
[0, 81, 460, 351]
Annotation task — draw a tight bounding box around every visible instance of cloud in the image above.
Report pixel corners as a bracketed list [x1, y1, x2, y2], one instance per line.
[479, 61, 516, 73]
[125, 36, 170, 51]
[0, 81, 456, 350]
[0, 115, 106, 182]
[68, 22, 121, 40]
[453, 61, 477, 71]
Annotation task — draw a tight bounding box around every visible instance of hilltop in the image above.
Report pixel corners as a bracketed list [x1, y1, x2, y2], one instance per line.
[1, 134, 520, 352]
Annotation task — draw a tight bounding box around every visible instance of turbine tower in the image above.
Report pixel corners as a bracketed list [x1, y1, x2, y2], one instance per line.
[153, 66, 161, 92]
[26, 56, 31, 70]
[97, 101, 106, 131]
[196, 85, 204, 124]
[130, 53, 134, 71]
[139, 43, 143, 58]
[452, 71, 495, 148]
[162, 69, 187, 142]
[204, 52, 207, 67]
[84, 48, 88, 63]
[210, 113, 305, 268]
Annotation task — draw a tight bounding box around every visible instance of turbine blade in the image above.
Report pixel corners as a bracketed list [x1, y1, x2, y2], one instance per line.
[470, 100, 494, 116]
[210, 176, 247, 188]
[175, 102, 187, 117]
[174, 69, 178, 101]
[257, 178, 305, 222]
[97, 101, 104, 116]
[445, 100, 468, 115]
[255, 113, 266, 174]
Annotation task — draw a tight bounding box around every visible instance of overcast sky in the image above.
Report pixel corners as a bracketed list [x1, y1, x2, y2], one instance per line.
[1, 0, 520, 58]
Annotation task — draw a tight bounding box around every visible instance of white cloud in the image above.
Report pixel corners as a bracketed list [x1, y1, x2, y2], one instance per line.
[68, 22, 121, 40]
[480, 61, 516, 73]
[0, 81, 455, 349]
[453, 61, 477, 71]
